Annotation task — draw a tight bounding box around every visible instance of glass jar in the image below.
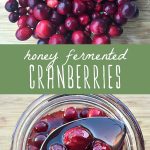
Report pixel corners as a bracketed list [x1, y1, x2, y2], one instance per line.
[11, 94, 145, 150]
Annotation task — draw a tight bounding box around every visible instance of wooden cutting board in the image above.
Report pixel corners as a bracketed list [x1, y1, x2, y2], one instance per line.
[0, 0, 150, 44]
[0, 95, 150, 150]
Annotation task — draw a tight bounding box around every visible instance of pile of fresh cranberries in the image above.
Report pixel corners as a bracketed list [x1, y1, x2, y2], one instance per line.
[5, 0, 139, 44]
[27, 107, 111, 150]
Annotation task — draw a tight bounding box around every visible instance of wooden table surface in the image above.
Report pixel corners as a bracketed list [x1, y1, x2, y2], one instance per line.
[0, 95, 150, 150]
[0, 0, 150, 44]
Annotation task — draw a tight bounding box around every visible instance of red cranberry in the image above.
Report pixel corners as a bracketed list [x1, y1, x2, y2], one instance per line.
[47, 0, 58, 8]
[85, 1, 95, 11]
[108, 25, 123, 37]
[35, 20, 53, 39]
[92, 140, 111, 150]
[33, 134, 47, 148]
[119, 1, 138, 19]
[18, 7, 27, 16]
[72, 30, 87, 44]
[27, 15, 38, 28]
[103, 2, 117, 16]
[63, 126, 93, 150]
[33, 4, 50, 20]
[73, 0, 86, 15]
[57, 0, 72, 15]
[58, 24, 67, 35]
[17, 15, 28, 27]
[80, 108, 89, 118]
[19, 0, 28, 8]
[65, 17, 78, 31]
[90, 19, 108, 35]
[9, 12, 19, 23]
[28, 0, 39, 8]
[5, 0, 18, 12]
[16, 27, 32, 41]
[114, 12, 127, 25]
[34, 121, 48, 132]
[95, 3, 102, 12]
[49, 34, 66, 44]
[50, 144, 67, 150]
[64, 107, 78, 121]
[50, 11, 64, 25]
[79, 14, 90, 26]
[88, 108, 107, 117]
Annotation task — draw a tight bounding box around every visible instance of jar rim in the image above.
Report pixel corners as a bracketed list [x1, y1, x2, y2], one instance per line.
[11, 94, 145, 150]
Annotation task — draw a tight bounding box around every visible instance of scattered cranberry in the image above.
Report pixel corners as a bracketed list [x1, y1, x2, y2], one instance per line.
[35, 20, 53, 39]
[93, 140, 111, 150]
[33, 4, 50, 20]
[119, 1, 139, 19]
[72, 30, 86, 44]
[108, 24, 123, 37]
[88, 108, 107, 117]
[92, 35, 110, 44]
[64, 107, 78, 121]
[50, 144, 67, 150]
[5, 0, 18, 12]
[9, 12, 19, 23]
[27, 15, 38, 28]
[90, 19, 108, 35]
[73, 0, 86, 15]
[65, 17, 78, 31]
[17, 15, 28, 27]
[5, 0, 139, 44]
[63, 126, 93, 150]
[19, 0, 28, 8]
[49, 34, 66, 44]
[18, 7, 27, 16]
[57, 0, 72, 15]
[16, 27, 32, 41]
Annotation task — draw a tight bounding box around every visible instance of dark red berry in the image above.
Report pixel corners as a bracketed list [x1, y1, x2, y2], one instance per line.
[27, 15, 38, 28]
[65, 17, 78, 31]
[103, 2, 117, 16]
[33, 134, 46, 148]
[18, 7, 27, 16]
[49, 34, 66, 44]
[90, 19, 108, 35]
[73, 0, 86, 15]
[72, 30, 87, 44]
[63, 126, 93, 150]
[64, 107, 78, 121]
[5, 0, 18, 12]
[79, 14, 90, 26]
[88, 108, 107, 117]
[9, 12, 19, 23]
[114, 12, 127, 25]
[16, 27, 32, 41]
[50, 11, 64, 25]
[33, 4, 50, 20]
[19, 0, 28, 8]
[57, 0, 72, 15]
[34, 121, 48, 132]
[108, 24, 123, 37]
[17, 15, 28, 27]
[80, 108, 89, 118]
[35, 20, 53, 39]
[28, 0, 39, 8]
[58, 24, 67, 35]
